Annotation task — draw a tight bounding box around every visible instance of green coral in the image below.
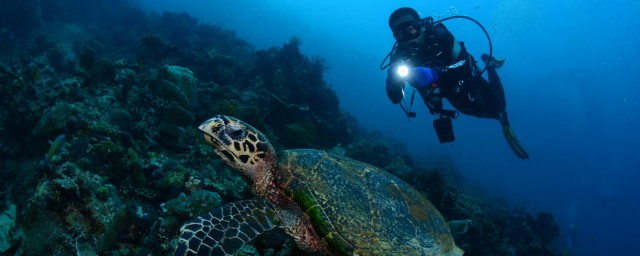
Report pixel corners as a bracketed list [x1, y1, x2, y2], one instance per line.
[90, 141, 124, 158]
[20, 207, 65, 255]
[154, 159, 189, 190]
[32, 102, 81, 137]
[166, 104, 195, 126]
[157, 65, 198, 106]
[156, 170, 186, 190]
[212, 99, 266, 130]
[383, 158, 414, 181]
[94, 186, 109, 200]
[125, 148, 145, 186]
[95, 207, 131, 254]
[90, 58, 117, 82]
[0, 203, 18, 252]
[161, 190, 222, 218]
[202, 167, 250, 200]
[147, 76, 197, 128]
[90, 141, 146, 184]
[285, 121, 317, 147]
[87, 118, 123, 140]
[157, 123, 181, 142]
[115, 68, 136, 85]
[79, 47, 96, 70]
[345, 139, 394, 168]
[148, 79, 190, 108]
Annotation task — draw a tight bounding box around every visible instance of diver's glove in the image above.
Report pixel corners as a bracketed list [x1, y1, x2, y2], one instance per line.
[386, 67, 405, 104]
[408, 67, 439, 89]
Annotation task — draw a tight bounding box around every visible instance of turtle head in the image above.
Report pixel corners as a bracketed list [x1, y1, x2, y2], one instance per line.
[198, 115, 276, 179]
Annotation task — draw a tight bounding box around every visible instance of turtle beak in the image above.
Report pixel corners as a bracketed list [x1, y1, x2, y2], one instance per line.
[199, 115, 228, 147]
[199, 115, 242, 164]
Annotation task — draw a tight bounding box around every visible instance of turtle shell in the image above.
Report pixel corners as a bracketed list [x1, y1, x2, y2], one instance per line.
[275, 149, 463, 256]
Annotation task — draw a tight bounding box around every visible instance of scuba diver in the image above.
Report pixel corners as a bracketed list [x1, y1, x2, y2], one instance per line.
[383, 7, 529, 159]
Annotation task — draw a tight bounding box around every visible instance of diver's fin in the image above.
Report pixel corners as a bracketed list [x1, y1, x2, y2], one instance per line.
[481, 53, 505, 69]
[499, 112, 529, 159]
[503, 124, 529, 159]
[175, 199, 279, 256]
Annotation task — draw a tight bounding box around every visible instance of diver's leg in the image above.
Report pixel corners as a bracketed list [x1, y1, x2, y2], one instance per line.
[481, 54, 528, 159]
[487, 68, 506, 113]
[481, 53, 507, 114]
[476, 67, 506, 118]
[489, 70, 528, 159]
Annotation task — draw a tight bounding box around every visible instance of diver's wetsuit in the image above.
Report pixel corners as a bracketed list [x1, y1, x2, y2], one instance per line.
[386, 21, 505, 119]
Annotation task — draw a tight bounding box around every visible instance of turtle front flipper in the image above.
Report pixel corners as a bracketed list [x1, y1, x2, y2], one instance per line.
[175, 198, 279, 256]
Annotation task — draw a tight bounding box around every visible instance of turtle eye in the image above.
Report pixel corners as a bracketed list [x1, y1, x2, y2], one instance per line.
[225, 123, 247, 140]
[231, 129, 246, 139]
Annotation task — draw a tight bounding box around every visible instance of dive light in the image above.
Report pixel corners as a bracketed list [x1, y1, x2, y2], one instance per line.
[397, 65, 409, 78]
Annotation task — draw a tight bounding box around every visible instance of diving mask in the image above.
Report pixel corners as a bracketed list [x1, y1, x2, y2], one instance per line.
[394, 21, 422, 43]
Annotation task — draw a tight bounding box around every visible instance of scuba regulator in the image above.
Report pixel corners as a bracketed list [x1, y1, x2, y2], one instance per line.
[380, 15, 493, 143]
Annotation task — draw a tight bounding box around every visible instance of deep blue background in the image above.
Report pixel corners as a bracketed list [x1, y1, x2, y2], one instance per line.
[136, 1, 640, 255]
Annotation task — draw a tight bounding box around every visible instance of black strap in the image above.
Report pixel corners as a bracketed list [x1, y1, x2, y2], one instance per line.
[440, 109, 459, 119]
[399, 89, 417, 118]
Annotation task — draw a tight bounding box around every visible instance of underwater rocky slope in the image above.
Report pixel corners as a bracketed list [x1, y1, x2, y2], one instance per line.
[0, 2, 562, 255]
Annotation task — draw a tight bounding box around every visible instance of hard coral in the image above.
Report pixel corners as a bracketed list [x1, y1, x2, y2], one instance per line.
[157, 65, 198, 106]
[284, 121, 318, 147]
[79, 47, 96, 70]
[161, 190, 222, 219]
[89, 58, 116, 83]
[148, 79, 191, 108]
[345, 138, 395, 168]
[32, 102, 81, 137]
[138, 34, 177, 62]
[166, 104, 195, 127]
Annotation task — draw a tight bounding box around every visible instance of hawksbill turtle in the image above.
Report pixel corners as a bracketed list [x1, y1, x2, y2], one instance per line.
[174, 115, 464, 256]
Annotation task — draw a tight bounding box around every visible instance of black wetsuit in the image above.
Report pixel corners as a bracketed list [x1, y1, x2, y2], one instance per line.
[386, 21, 506, 119]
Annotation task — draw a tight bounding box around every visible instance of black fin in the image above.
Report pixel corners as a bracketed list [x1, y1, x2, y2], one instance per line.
[499, 112, 529, 159]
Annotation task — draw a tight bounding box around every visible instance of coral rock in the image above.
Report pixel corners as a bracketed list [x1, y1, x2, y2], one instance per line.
[148, 79, 190, 108]
[32, 102, 81, 137]
[157, 65, 197, 106]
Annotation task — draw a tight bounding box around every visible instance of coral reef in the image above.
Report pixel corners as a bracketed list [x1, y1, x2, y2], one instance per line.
[0, 2, 562, 255]
[0, 203, 18, 252]
[409, 168, 561, 256]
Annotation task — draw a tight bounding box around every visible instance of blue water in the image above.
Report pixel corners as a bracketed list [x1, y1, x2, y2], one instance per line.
[137, 1, 640, 255]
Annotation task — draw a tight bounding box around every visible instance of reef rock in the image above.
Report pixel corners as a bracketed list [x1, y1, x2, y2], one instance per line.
[32, 102, 81, 137]
[157, 65, 197, 106]
[0, 203, 19, 252]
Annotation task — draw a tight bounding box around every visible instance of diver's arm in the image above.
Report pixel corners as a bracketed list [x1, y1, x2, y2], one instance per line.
[432, 23, 459, 64]
[419, 86, 443, 115]
[451, 38, 461, 61]
[411, 67, 443, 114]
[403, 66, 444, 115]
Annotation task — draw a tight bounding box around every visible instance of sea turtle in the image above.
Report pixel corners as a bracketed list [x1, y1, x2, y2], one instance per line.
[175, 115, 463, 256]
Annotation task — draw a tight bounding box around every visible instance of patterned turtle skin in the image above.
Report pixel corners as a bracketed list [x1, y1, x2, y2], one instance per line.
[175, 115, 463, 256]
